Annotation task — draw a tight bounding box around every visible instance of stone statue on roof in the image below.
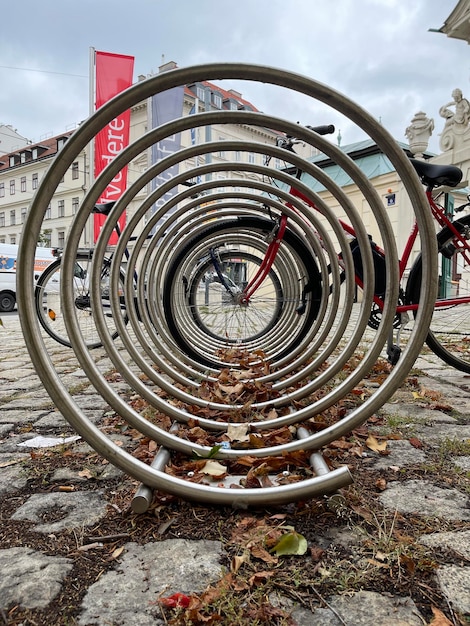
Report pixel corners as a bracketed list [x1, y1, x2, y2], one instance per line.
[405, 111, 434, 158]
[439, 88, 470, 151]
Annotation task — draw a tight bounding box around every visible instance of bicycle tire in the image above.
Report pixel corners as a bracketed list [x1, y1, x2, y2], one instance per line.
[187, 248, 284, 343]
[162, 216, 323, 367]
[35, 252, 127, 349]
[407, 213, 470, 373]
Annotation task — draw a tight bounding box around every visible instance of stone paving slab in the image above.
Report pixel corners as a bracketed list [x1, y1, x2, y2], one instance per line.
[0, 547, 73, 609]
[379, 479, 470, 521]
[435, 566, 470, 615]
[306, 590, 424, 625]
[78, 540, 224, 626]
[0, 453, 30, 495]
[11, 491, 109, 533]
[420, 530, 470, 560]
[371, 439, 426, 469]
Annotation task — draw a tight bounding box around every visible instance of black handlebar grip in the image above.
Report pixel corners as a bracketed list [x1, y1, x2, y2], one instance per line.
[306, 124, 335, 135]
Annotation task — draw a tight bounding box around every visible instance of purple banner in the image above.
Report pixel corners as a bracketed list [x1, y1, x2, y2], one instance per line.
[150, 86, 184, 225]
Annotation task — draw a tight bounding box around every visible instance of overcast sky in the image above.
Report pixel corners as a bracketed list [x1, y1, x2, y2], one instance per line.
[1, 0, 467, 154]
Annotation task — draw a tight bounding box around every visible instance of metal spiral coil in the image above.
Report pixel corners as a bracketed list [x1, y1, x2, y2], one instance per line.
[17, 64, 437, 506]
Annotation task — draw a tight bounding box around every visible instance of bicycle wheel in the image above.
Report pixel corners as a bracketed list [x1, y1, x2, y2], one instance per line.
[407, 213, 470, 373]
[188, 249, 284, 342]
[35, 253, 127, 349]
[162, 216, 323, 367]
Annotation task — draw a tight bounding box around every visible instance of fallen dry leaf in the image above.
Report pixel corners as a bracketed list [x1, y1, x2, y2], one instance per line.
[226, 423, 250, 443]
[200, 460, 227, 477]
[400, 554, 416, 576]
[231, 551, 250, 573]
[365, 435, 388, 453]
[310, 545, 325, 562]
[375, 477, 387, 491]
[420, 388, 442, 401]
[78, 469, 94, 479]
[110, 546, 125, 560]
[250, 544, 278, 563]
[428, 606, 452, 625]
[248, 570, 277, 586]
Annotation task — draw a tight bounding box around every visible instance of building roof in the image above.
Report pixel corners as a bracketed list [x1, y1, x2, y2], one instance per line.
[431, 0, 470, 43]
[185, 81, 259, 111]
[0, 132, 73, 172]
[0, 78, 258, 174]
[300, 139, 435, 191]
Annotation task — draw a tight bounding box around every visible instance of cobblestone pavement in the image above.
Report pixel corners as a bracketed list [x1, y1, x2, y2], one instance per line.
[0, 313, 469, 625]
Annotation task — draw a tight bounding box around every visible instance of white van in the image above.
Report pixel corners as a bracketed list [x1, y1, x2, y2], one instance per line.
[0, 244, 55, 312]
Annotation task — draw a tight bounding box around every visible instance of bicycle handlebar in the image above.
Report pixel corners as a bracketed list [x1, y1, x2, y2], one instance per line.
[275, 124, 335, 152]
[306, 124, 335, 136]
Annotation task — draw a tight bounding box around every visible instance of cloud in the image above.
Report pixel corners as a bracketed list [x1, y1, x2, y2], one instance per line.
[0, 0, 466, 155]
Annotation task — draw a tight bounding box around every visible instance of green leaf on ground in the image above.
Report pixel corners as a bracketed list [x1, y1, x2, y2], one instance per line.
[271, 530, 308, 556]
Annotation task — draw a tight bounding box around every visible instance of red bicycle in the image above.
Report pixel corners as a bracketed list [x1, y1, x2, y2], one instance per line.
[163, 126, 469, 372]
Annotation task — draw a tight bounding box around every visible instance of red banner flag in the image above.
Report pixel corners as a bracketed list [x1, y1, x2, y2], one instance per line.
[93, 50, 134, 243]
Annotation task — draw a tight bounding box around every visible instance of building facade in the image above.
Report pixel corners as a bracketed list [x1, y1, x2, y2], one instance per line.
[0, 64, 318, 248]
[0, 124, 30, 157]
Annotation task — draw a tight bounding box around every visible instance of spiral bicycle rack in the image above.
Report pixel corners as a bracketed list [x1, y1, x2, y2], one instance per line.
[17, 64, 437, 507]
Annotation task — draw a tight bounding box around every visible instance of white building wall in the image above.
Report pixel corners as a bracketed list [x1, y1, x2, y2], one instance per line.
[0, 90, 287, 248]
[0, 125, 30, 156]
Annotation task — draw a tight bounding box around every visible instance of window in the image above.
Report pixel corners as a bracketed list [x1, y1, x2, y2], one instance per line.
[58, 200, 65, 218]
[212, 92, 222, 108]
[72, 161, 79, 179]
[0, 183, 4, 198]
[0, 213, 4, 227]
[45, 205, 51, 220]
[248, 152, 255, 164]
[32, 173, 38, 189]
[42, 231, 51, 247]
[10, 180, 15, 195]
[58, 231, 65, 247]
[196, 86, 205, 101]
[21, 208, 27, 223]
[217, 173, 226, 193]
[218, 135, 225, 158]
[72, 197, 79, 214]
[21, 176, 26, 192]
[10, 210, 16, 226]
[9, 235, 16, 245]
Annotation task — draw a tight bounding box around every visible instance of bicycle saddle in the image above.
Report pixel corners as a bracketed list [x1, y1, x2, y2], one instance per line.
[410, 158, 463, 188]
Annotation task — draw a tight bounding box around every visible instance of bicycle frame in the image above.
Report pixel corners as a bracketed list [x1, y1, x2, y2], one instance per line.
[235, 168, 470, 321]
